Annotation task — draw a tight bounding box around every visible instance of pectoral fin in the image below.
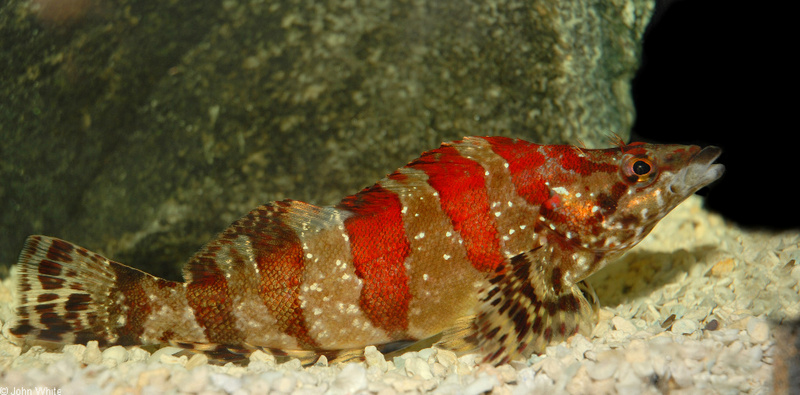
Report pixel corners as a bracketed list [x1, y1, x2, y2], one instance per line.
[437, 247, 599, 365]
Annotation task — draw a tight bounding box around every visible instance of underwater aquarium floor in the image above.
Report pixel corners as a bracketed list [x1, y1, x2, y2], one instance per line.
[1, 196, 798, 394]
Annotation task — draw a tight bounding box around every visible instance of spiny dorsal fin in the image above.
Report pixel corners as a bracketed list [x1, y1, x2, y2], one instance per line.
[182, 199, 345, 283]
[437, 247, 599, 365]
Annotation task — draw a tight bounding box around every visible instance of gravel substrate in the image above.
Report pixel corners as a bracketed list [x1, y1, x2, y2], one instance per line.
[1, 195, 798, 394]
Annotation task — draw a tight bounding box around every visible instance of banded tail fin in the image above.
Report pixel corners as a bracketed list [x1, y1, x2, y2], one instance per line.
[11, 235, 158, 347]
[437, 247, 599, 365]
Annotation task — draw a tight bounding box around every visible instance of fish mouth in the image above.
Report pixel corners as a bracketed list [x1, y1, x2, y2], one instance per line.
[669, 146, 725, 197]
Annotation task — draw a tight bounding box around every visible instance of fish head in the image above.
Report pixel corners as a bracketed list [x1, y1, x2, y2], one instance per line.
[537, 142, 724, 272]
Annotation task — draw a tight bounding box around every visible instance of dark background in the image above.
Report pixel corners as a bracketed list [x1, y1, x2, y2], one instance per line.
[631, 0, 796, 230]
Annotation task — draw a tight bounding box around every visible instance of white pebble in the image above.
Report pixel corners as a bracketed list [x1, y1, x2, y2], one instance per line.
[83, 340, 102, 365]
[210, 372, 243, 393]
[436, 348, 458, 370]
[249, 349, 276, 364]
[271, 375, 298, 393]
[128, 347, 151, 362]
[463, 372, 499, 395]
[101, 345, 128, 367]
[671, 319, 698, 335]
[611, 316, 637, 334]
[61, 344, 86, 361]
[364, 345, 389, 372]
[405, 356, 433, 379]
[331, 363, 368, 393]
[539, 357, 564, 380]
[585, 357, 619, 380]
[418, 347, 437, 361]
[175, 366, 211, 393]
[746, 318, 770, 343]
[147, 346, 182, 364]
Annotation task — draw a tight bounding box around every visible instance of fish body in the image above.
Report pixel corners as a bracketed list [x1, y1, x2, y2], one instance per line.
[11, 136, 724, 364]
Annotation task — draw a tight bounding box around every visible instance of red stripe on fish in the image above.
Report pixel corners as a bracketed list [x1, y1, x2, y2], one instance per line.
[215, 202, 320, 349]
[108, 264, 153, 345]
[410, 144, 504, 273]
[481, 136, 550, 206]
[185, 252, 245, 345]
[338, 184, 412, 336]
[544, 144, 618, 176]
[252, 203, 318, 348]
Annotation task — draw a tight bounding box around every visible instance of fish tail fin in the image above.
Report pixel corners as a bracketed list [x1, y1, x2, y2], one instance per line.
[10, 235, 148, 347]
[438, 248, 599, 365]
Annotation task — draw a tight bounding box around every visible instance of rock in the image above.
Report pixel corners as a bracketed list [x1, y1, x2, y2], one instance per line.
[0, 0, 652, 274]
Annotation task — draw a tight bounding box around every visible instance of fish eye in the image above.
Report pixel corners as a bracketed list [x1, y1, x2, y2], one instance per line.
[633, 160, 651, 175]
[620, 155, 657, 185]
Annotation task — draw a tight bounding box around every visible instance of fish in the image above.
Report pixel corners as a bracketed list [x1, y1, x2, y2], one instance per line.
[10, 136, 725, 365]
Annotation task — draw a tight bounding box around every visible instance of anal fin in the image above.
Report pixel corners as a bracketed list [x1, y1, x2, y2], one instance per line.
[437, 247, 599, 365]
[167, 339, 419, 366]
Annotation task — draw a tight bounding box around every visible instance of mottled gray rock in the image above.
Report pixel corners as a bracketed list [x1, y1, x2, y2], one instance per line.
[0, 0, 653, 276]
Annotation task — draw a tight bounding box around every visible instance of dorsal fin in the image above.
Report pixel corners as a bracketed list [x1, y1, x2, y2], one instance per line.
[182, 199, 346, 283]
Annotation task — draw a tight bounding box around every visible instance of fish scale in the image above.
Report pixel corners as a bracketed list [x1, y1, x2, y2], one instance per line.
[11, 136, 724, 365]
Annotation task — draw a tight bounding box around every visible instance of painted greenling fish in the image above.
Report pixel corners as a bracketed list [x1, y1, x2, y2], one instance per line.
[11, 136, 724, 365]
